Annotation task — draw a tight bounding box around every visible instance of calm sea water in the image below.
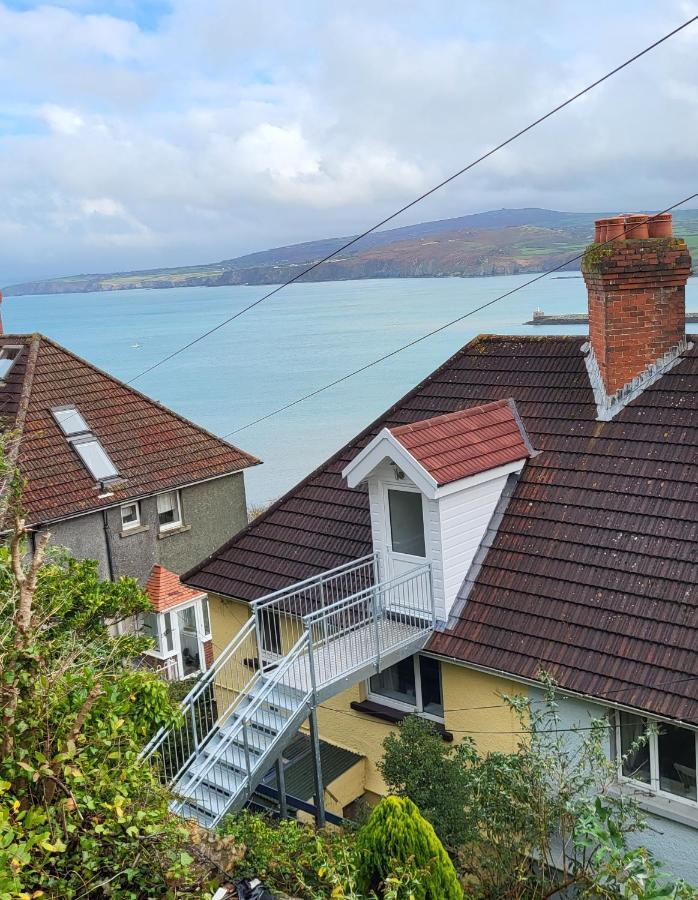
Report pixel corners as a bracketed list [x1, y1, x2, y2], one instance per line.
[5, 275, 696, 505]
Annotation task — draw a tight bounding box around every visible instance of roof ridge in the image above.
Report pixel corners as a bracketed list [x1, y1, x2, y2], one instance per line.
[390, 398, 509, 435]
[34, 334, 260, 468]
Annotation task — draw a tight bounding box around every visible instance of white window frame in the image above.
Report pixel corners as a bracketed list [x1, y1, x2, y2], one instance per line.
[157, 490, 182, 532]
[120, 501, 140, 530]
[0, 345, 24, 381]
[368, 654, 444, 723]
[615, 711, 698, 809]
[142, 596, 209, 680]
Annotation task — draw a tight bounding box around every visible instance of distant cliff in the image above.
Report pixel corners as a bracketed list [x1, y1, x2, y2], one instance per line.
[5, 207, 697, 297]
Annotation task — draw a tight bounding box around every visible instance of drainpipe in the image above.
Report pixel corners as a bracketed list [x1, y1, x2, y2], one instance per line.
[101, 509, 115, 582]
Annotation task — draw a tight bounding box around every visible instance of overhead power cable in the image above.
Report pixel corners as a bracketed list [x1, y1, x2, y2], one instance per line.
[223, 193, 698, 436]
[126, 14, 697, 388]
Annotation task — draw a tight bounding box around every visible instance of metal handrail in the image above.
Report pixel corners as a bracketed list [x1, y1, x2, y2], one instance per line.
[302, 562, 431, 625]
[174, 631, 312, 815]
[250, 553, 376, 610]
[141, 616, 256, 760]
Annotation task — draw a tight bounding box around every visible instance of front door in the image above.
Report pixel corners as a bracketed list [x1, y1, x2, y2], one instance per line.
[383, 486, 427, 581]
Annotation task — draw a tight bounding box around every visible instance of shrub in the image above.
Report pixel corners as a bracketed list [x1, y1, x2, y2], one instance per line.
[356, 796, 463, 900]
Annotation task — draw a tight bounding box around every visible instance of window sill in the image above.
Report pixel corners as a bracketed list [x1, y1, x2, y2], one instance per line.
[349, 699, 452, 741]
[119, 523, 150, 538]
[610, 784, 698, 829]
[157, 524, 191, 540]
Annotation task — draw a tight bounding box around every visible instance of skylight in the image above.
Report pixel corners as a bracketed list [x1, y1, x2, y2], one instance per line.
[0, 346, 22, 380]
[73, 438, 119, 481]
[51, 405, 120, 483]
[52, 406, 89, 436]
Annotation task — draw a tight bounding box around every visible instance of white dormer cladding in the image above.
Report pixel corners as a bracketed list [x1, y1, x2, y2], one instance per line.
[343, 427, 527, 622]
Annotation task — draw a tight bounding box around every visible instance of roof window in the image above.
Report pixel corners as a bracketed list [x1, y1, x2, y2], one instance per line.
[0, 345, 22, 381]
[52, 405, 89, 436]
[51, 405, 119, 483]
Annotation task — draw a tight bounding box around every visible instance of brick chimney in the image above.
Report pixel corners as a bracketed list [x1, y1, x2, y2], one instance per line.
[582, 213, 692, 408]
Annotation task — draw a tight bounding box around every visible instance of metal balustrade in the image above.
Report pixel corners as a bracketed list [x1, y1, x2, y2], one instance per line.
[143, 552, 434, 827]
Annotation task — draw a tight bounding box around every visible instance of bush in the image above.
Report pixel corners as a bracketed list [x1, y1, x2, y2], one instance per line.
[356, 796, 463, 900]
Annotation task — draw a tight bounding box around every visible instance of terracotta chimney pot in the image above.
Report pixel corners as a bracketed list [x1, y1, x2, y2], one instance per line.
[624, 214, 649, 240]
[605, 216, 626, 242]
[648, 212, 673, 238]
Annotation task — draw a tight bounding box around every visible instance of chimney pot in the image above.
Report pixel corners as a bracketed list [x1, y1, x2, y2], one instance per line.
[624, 214, 649, 240]
[605, 216, 626, 242]
[648, 212, 673, 238]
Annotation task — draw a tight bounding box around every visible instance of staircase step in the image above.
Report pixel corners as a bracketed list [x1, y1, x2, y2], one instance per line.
[245, 706, 292, 735]
[175, 800, 217, 829]
[207, 741, 261, 775]
[190, 759, 245, 797]
[250, 679, 305, 712]
[175, 776, 233, 819]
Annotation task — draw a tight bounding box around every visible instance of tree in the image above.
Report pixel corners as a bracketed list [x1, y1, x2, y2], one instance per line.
[0, 510, 209, 897]
[356, 796, 463, 900]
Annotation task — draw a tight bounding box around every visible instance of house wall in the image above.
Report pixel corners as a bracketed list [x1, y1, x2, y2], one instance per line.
[38, 472, 248, 586]
[527, 687, 698, 886]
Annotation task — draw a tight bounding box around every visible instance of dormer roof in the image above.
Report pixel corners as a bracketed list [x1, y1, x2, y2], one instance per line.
[342, 399, 532, 498]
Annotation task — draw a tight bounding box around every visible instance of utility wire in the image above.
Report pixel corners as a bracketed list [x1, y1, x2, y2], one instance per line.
[126, 14, 698, 388]
[223, 192, 697, 436]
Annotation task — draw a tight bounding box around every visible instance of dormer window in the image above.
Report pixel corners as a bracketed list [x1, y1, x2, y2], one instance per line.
[387, 488, 426, 558]
[51, 405, 119, 484]
[0, 345, 22, 381]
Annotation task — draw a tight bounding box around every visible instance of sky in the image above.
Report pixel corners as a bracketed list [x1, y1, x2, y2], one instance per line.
[1, 0, 697, 284]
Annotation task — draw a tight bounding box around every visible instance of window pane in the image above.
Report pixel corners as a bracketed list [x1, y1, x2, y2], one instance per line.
[74, 439, 118, 480]
[163, 612, 174, 653]
[157, 491, 181, 528]
[658, 724, 697, 800]
[419, 656, 443, 718]
[370, 657, 417, 707]
[201, 596, 210, 635]
[121, 503, 139, 526]
[619, 712, 651, 784]
[388, 490, 426, 557]
[53, 406, 89, 435]
[142, 612, 160, 653]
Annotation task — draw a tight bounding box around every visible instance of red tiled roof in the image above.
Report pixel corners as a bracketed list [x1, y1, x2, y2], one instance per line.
[0, 334, 260, 525]
[184, 334, 698, 727]
[390, 399, 531, 486]
[145, 564, 203, 612]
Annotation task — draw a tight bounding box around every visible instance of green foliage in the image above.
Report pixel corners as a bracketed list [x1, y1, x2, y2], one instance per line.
[0, 523, 209, 898]
[356, 796, 463, 900]
[379, 678, 694, 899]
[378, 716, 471, 851]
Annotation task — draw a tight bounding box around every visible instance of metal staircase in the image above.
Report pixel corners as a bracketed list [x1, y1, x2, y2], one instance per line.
[143, 553, 434, 828]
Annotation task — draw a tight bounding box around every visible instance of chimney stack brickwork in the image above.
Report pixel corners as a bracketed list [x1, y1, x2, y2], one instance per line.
[582, 214, 692, 397]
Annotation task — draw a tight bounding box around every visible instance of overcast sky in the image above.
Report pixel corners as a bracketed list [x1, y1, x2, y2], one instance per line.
[1, 0, 697, 283]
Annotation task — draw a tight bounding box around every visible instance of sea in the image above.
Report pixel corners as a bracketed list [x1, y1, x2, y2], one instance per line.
[5, 274, 697, 506]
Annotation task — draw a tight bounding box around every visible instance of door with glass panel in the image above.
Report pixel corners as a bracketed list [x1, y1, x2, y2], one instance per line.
[174, 605, 204, 678]
[383, 486, 427, 581]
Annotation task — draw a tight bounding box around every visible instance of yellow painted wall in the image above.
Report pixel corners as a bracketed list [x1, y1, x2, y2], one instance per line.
[209, 593, 250, 658]
[314, 660, 525, 797]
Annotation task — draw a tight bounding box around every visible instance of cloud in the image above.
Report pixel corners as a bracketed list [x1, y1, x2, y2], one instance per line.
[0, 0, 697, 283]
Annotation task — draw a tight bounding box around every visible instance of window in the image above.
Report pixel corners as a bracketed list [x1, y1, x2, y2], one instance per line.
[260, 610, 282, 659]
[369, 655, 443, 720]
[201, 595, 211, 637]
[141, 612, 161, 653]
[120, 501, 140, 530]
[157, 490, 182, 531]
[52, 405, 89, 436]
[616, 711, 697, 804]
[0, 345, 22, 380]
[73, 437, 119, 481]
[388, 489, 426, 557]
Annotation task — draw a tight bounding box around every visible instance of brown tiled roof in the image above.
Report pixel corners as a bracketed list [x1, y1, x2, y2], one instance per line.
[390, 399, 531, 486]
[145, 564, 203, 612]
[185, 334, 698, 726]
[0, 334, 259, 525]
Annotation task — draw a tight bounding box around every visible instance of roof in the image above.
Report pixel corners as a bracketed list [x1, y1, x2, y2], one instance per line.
[389, 399, 532, 486]
[185, 334, 698, 727]
[0, 334, 259, 525]
[145, 564, 204, 612]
